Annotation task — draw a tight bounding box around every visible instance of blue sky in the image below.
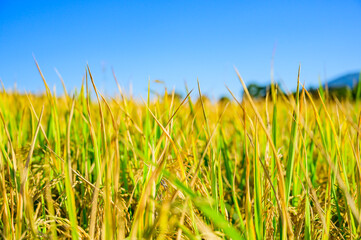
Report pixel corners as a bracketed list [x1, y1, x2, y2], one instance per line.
[1, 0, 361, 99]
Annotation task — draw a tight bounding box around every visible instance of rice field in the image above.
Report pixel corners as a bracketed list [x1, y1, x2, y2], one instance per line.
[1, 64, 361, 239]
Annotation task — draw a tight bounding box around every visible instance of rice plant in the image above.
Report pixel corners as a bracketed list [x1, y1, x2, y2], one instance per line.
[0, 63, 360, 239]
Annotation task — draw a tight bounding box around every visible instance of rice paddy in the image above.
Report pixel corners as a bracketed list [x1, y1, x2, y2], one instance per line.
[1, 64, 361, 239]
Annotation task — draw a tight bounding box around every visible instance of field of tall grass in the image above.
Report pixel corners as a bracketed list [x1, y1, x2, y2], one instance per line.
[1, 64, 361, 239]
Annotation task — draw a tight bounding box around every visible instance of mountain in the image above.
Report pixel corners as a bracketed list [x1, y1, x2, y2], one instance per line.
[325, 72, 360, 89]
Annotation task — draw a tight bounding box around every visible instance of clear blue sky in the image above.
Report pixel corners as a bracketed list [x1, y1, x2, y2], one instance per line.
[1, 0, 361, 99]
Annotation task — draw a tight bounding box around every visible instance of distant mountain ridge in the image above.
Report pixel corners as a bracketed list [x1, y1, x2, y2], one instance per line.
[325, 72, 360, 89]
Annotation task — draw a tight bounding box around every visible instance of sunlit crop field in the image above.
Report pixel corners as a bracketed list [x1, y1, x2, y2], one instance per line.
[1, 66, 361, 239]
